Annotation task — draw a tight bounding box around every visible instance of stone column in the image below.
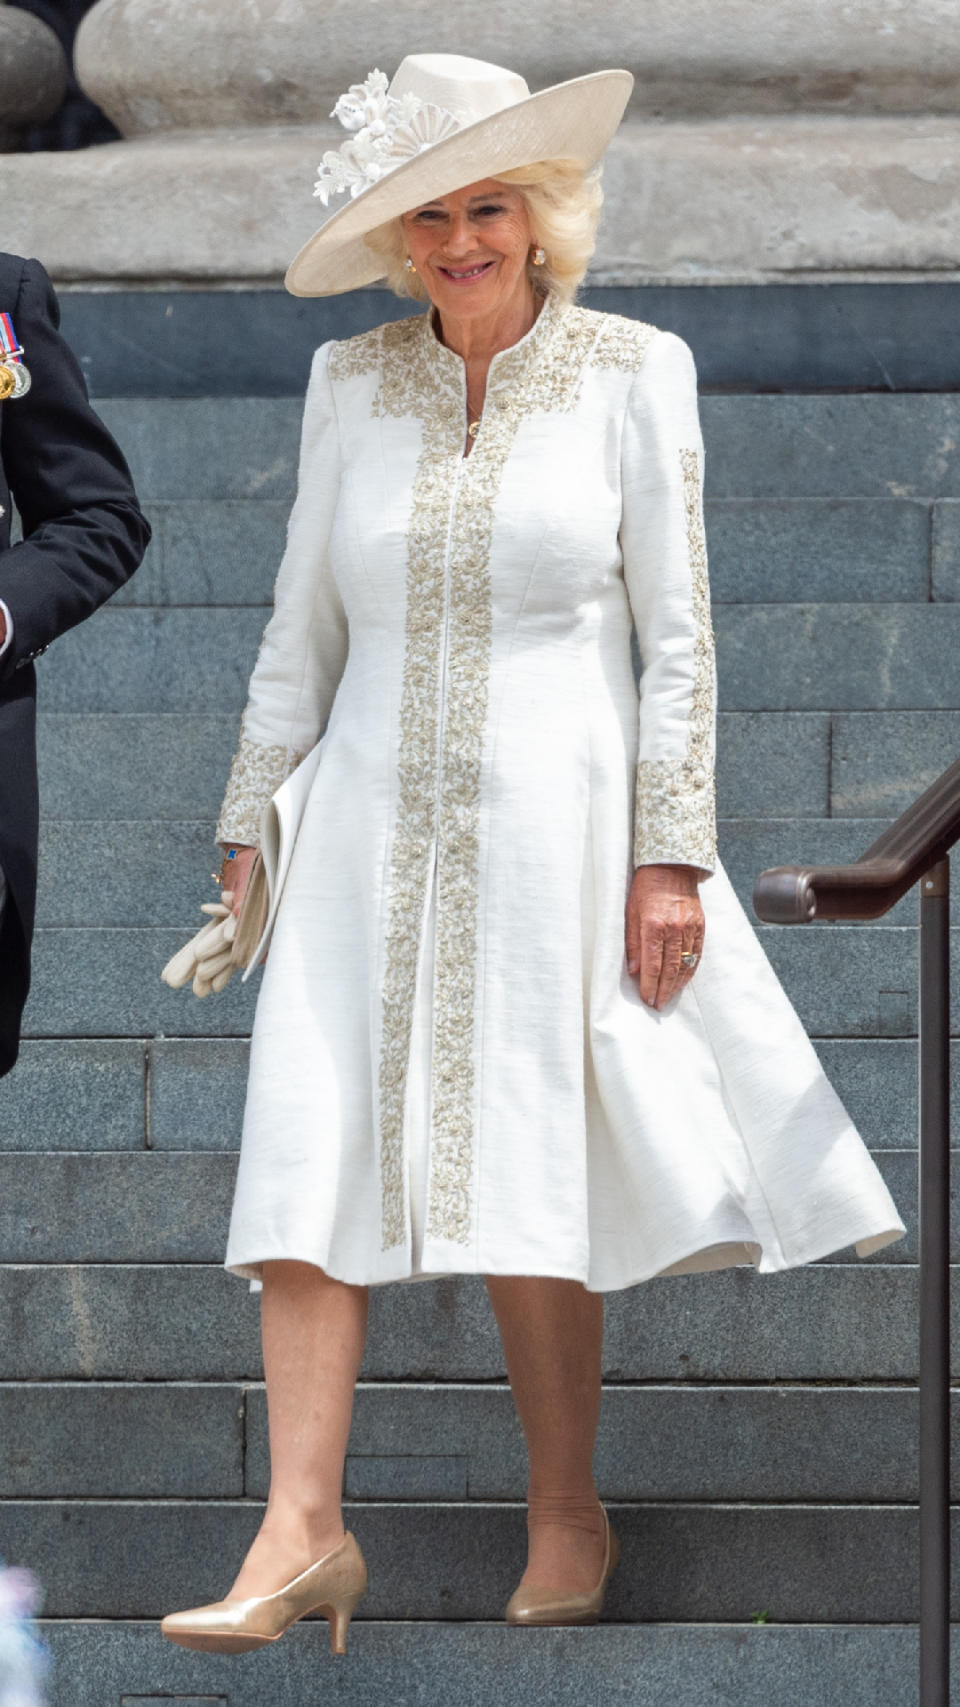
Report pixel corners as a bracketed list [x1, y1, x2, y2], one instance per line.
[1, 0, 959, 282]
[0, 2, 67, 151]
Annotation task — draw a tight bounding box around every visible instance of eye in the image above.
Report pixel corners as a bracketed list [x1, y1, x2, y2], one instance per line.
[412, 208, 443, 223]
[475, 203, 506, 217]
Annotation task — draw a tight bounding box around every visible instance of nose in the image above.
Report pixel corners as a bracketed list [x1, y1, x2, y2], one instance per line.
[443, 210, 476, 255]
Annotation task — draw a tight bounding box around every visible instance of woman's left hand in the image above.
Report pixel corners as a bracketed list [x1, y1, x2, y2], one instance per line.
[626, 863, 705, 1010]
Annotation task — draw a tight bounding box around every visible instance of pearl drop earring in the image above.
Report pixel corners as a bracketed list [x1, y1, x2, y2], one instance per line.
[532, 245, 546, 267]
[404, 257, 417, 274]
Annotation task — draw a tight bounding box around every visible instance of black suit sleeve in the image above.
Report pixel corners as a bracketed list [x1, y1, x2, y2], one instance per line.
[0, 256, 151, 680]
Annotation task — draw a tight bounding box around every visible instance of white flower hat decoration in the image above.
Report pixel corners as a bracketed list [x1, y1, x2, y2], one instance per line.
[313, 68, 462, 204]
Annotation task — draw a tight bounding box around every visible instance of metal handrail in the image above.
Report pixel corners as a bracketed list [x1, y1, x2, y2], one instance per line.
[754, 751, 960, 922]
[754, 755, 958, 1707]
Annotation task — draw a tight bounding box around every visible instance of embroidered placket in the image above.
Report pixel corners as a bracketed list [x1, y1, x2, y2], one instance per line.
[329, 300, 665, 1251]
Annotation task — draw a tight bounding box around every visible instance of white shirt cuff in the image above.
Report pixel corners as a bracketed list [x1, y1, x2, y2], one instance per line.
[0, 600, 12, 657]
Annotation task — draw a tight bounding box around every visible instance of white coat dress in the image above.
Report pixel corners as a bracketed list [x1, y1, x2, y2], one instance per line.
[216, 291, 905, 1293]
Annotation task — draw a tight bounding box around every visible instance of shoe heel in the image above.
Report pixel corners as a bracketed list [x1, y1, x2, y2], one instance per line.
[326, 1589, 365, 1656]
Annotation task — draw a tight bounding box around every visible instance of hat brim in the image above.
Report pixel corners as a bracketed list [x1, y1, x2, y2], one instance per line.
[285, 68, 633, 298]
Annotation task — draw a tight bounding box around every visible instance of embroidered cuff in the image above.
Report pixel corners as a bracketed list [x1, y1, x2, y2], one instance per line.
[215, 733, 305, 848]
[634, 758, 717, 872]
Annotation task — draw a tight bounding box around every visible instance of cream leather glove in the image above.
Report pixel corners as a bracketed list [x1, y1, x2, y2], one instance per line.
[161, 894, 240, 998]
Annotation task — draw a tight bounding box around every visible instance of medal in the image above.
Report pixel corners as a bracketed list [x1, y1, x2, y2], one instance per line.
[0, 311, 31, 401]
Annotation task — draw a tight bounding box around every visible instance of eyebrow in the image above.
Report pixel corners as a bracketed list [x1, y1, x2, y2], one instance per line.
[414, 192, 509, 210]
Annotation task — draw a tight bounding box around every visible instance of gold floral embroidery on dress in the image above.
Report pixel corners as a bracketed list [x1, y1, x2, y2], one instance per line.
[328, 324, 384, 383]
[216, 731, 306, 847]
[634, 446, 717, 871]
[426, 295, 616, 1245]
[344, 296, 666, 1248]
[369, 318, 464, 1248]
[591, 315, 660, 374]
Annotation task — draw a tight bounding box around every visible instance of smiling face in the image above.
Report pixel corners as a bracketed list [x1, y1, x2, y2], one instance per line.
[400, 178, 535, 327]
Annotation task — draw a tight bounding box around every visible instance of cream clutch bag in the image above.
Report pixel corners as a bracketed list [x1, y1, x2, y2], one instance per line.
[161, 740, 326, 998]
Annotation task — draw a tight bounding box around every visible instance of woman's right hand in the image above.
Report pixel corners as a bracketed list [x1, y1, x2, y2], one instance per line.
[219, 845, 258, 917]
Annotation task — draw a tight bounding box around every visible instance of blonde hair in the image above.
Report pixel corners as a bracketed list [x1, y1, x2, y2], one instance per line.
[363, 159, 603, 304]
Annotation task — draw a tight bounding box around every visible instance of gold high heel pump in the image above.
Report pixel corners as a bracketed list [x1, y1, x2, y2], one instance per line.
[160, 1531, 367, 1656]
[505, 1506, 619, 1627]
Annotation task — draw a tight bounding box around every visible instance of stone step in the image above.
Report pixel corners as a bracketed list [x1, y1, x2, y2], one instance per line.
[117, 495, 939, 608]
[706, 497, 934, 603]
[91, 394, 960, 503]
[33, 709, 960, 824]
[830, 711, 960, 817]
[18, 925, 959, 1039]
[96, 398, 301, 502]
[3, 1037, 953, 1155]
[700, 395, 960, 500]
[32, 816, 955, 929]
[37, 607, 265, 713]
[0, 1149, 926, 1264]
[0, 1381, 244, 1496]
[118, 499, 289, 607]
[27, 1619, 945, 1707]
[712, 603, 960, 711]
[0, 1265, 930, 1381]
[0, 1040, 148, 1150]
[0, 1498, 947, 1620]
[37, 714, 237, 819]
[37, 711, 839, 821]
[36, 821, 221, 926]
[24, 928, 260, 1036]
[59, 281, 960, 396]
[36, 601, 960, 714]
[756, 925, 956, 1038]
[0, 1379, 950, 1502]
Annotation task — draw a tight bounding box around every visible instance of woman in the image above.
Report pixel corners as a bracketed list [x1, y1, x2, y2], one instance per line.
[161, 53, 904, 1655]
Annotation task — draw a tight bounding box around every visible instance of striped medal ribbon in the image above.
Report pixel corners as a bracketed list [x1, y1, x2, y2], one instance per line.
[0, 312, 31, 401]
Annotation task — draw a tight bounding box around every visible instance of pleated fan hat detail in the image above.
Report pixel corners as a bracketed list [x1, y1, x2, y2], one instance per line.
[285, 53, 634, 297]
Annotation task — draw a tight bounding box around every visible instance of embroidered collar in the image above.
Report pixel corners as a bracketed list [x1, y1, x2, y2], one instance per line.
[418, 289, 568, 397]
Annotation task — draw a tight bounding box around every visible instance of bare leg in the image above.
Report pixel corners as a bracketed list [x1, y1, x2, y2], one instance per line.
[228, 1259, 369, 1599]
[484, 1275, 607, 1592]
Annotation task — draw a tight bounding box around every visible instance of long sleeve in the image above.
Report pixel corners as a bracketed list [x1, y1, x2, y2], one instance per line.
[619, 330, 717, 875]
[0, 257, 151, 681]
[216, 341, 349, 846]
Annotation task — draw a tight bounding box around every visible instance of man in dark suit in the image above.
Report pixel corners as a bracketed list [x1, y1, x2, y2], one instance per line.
[0, 253, 150, 1076]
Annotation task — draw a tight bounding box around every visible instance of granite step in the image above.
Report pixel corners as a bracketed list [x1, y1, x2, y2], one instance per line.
[0, 1379, 949, 1502]
[0, 1265, 930, 1381]
[60, 279, 960, 395]
[17, 924, 960, 1039]
[0, 1148, 927, 1264]
[116, 494, 939, 608]
[32, 710, 960, 822]
[0, 1498, 946, 1621]
[3, 1036, 954, 1155]
[89, 393, 960, 503]
[29, 816, 955, 929]
[34, 1619, 942, 1707]
[33, 600, 960, 713]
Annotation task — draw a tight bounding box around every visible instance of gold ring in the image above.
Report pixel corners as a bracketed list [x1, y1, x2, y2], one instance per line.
[680, 951, 699, 968]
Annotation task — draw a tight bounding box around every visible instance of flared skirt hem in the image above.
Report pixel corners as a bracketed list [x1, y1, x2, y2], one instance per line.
[225, 1211, 905, 1296]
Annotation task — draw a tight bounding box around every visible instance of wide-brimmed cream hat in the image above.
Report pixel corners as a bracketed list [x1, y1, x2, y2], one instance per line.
[285, 53, 633, 298]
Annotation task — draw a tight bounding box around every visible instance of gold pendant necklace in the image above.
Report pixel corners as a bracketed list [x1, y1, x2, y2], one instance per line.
[467, 419, 481, 439]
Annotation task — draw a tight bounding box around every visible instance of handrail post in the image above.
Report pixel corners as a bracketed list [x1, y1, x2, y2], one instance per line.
[920, 855, 951, 1706]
